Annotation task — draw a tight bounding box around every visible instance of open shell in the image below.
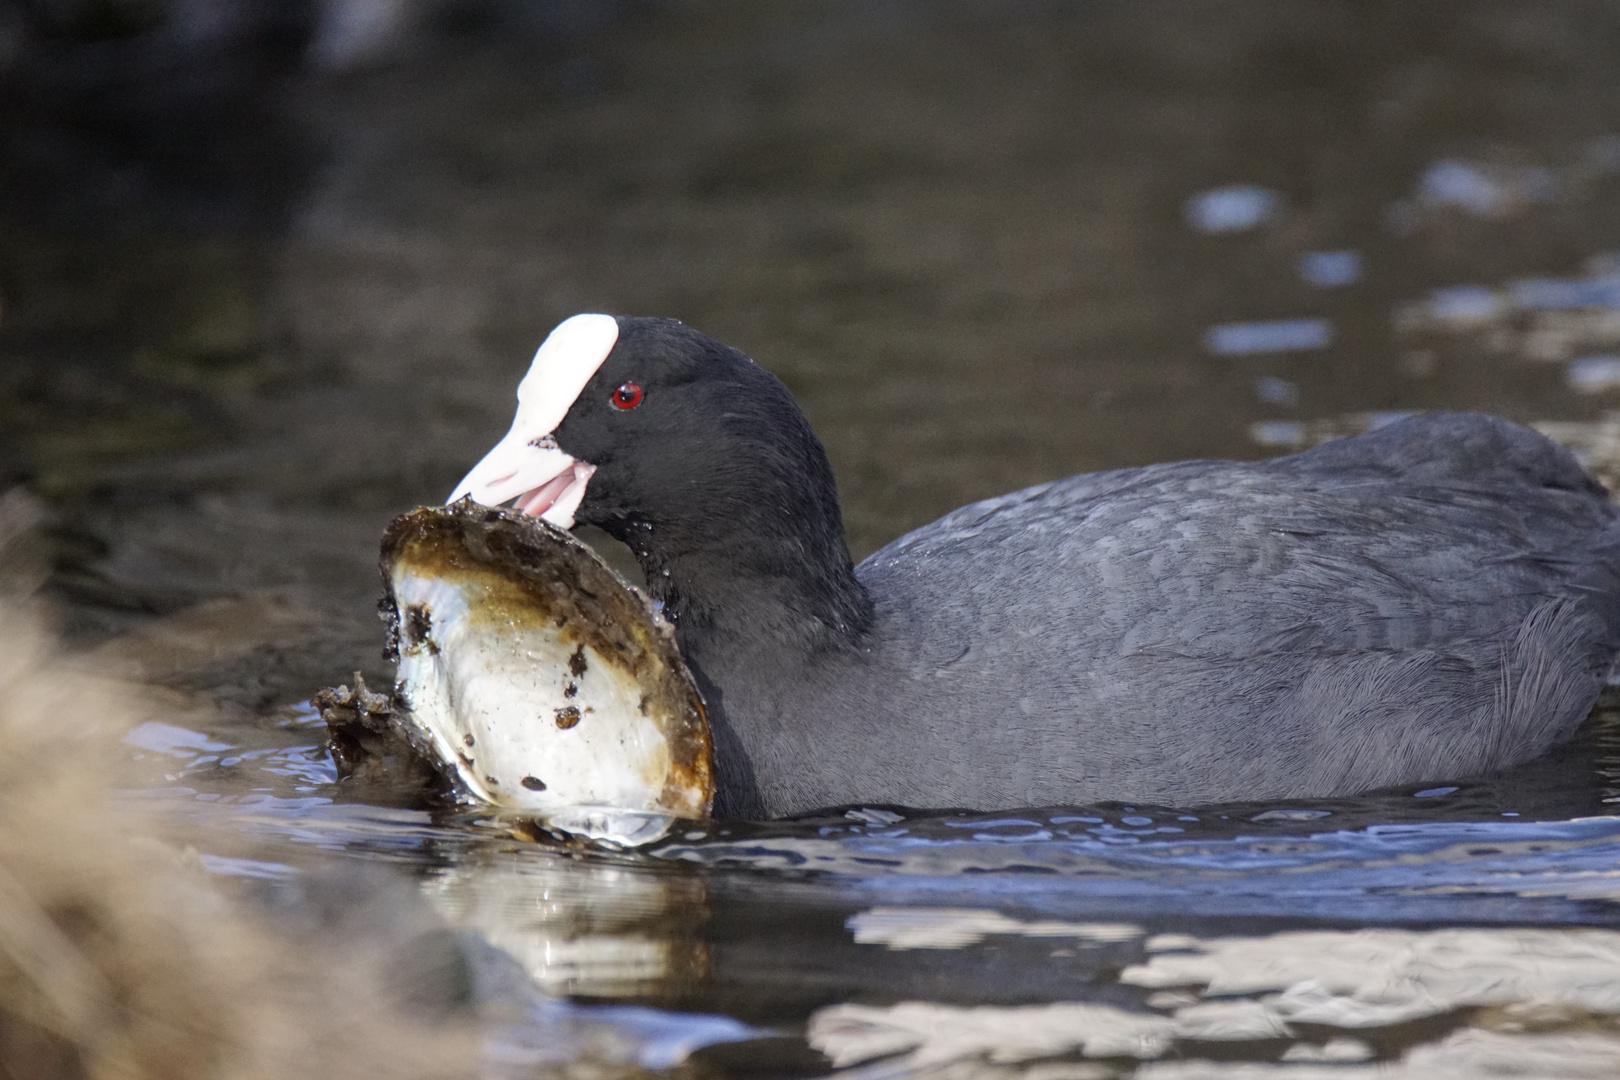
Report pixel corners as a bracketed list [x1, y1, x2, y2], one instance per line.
[379, 500, 712, 843]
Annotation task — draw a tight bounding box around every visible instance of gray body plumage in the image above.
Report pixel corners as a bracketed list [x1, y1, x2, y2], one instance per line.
[689, 413, 1620, 817]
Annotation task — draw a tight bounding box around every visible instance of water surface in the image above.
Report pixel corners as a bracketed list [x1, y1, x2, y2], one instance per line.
[8, 2, 1620, 1074]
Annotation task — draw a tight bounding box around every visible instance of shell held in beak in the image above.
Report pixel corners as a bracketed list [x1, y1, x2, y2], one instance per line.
[375, 499, 713, 845]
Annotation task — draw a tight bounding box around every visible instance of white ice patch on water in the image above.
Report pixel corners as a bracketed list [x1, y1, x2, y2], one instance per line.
[1512, 277, 1620, 311]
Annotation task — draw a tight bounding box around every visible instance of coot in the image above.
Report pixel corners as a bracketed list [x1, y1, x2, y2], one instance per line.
[450, 313, 1620, 818]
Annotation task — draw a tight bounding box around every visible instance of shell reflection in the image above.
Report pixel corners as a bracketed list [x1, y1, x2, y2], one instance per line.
[421, 850, 709, 1001]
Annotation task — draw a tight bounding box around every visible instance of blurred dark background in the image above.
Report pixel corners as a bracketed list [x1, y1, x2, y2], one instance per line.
[5, 0, 1620, 684]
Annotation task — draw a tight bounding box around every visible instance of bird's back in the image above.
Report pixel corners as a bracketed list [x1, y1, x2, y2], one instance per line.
[818, 413, 1620, 811]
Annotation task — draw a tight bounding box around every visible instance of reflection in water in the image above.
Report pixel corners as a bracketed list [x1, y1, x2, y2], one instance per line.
[1297, 251, 1361, 289]
[1184, 186, 1281, 234]
[810, 921, 1620, 1077]
[1414, 158, 1556, 219]
[1144, 1033, 1620, 1078]
[1394, 261, 1620, 359]
[1204, 319, 1333, 356]
[99, 597, 1620, 1073]
[1123, 928, 1620, 1025]
[848, 909, 1140, 951]
[1566, 355, 1620, 394]
[415, 843, 775, 1072]
[484, 1000, 761, 1074]
[813, 1025, 1620, 1079]
[87, 631, 1620, 1075]
[421, 849, 711, 1001]
[811, 1000, 1177, 1073]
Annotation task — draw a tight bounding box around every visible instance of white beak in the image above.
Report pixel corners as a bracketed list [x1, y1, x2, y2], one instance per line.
[447, 313, 619, 529]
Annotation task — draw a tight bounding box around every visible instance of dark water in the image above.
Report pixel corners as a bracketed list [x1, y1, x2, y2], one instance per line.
[9, 2, 1620, 1075]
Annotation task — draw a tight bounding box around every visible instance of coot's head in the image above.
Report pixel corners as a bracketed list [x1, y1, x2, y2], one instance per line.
[449, 315, 864, 630]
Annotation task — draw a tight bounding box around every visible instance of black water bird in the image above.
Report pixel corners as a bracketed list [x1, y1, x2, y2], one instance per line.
[450, 313, 1620, 818]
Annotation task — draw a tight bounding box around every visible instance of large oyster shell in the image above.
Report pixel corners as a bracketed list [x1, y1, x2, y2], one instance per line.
[377, 500, 712, 843]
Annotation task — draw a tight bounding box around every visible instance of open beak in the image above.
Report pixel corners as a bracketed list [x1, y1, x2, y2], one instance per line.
[446, 313, 618, 529]
[447, 431, 596, 529]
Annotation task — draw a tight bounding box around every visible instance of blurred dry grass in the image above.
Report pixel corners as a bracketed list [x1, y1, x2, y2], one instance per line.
[0, 492, 479, 1080]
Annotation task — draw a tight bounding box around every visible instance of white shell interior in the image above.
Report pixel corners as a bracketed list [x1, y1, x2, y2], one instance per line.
[391, 566, 682, 845]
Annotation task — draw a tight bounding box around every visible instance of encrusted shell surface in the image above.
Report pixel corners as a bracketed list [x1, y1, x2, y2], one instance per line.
[380, 500, 712, 842]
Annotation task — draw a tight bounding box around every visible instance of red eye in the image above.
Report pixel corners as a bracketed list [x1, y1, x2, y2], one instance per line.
[610, 381, 643, 410]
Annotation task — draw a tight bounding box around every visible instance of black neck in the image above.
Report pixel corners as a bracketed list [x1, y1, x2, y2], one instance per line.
[607, 509, 874, 659]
